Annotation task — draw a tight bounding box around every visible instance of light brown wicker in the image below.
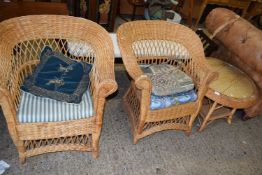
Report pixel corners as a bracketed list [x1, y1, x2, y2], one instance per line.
[0, 15, 117, 163]
[117, 20, 217, 143]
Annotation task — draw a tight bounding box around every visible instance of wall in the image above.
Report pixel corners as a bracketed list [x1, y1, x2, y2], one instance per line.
[119, 0, 145, 15]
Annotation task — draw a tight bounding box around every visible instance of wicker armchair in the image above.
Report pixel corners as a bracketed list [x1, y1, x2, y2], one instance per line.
[0, 15, 117, 163]
[117, 20, 216, 143]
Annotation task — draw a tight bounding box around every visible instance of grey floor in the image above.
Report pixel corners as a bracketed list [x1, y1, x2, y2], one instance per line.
[1, 67, 262, 175]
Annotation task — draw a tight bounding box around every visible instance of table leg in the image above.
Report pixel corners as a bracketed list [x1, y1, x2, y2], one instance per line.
[227, 108, 236, 124]
[199, 101, 217, 132]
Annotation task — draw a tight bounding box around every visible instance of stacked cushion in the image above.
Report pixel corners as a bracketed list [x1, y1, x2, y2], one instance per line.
[140, 63, 197, 110]
[141, 63, 194, 96]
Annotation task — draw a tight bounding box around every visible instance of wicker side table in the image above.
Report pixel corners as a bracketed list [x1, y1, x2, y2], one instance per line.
[199, 57, 258, 131]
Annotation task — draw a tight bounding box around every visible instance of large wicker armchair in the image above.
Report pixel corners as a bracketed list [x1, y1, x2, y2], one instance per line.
[117, 20, 216, 143]
[0, 15, 117, 163]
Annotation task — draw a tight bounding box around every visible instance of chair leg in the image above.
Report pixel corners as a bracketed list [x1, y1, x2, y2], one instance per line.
[133, 136, 139, 144]
[92, 150, 98, 158]
[92, 133, 99, 158]
[185, 118, 194, 136]
[132, 126, 139, 144]
[185, 130, 191, 136]
[92, 135, 100, 158]
[195, 3, 207, 28]
[17, 140, 26, 164]
[19, 154, 26, 164]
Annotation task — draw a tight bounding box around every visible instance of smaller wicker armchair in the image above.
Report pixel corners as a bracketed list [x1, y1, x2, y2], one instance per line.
[0, 15, 117, 163]
[117, 20, 216, 143]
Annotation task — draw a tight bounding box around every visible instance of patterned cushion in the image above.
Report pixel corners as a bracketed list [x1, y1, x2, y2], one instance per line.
[21, 46, 92, 103]
[150, 90, 197, 110]
[17, 90, 93, 123]
[142, 63, 194, 96]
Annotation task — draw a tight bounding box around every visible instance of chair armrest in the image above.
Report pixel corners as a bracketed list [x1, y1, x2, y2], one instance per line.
[0, 88, 17, 122]
[96, 78, 118, 98]
[117, 33, 152, 91]
[90, 54, 117, 126]
[92, 55, 118, 98]
[122, 55, 152, 91]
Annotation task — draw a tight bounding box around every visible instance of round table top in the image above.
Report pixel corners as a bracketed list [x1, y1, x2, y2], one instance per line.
[206, 57, 258, 108]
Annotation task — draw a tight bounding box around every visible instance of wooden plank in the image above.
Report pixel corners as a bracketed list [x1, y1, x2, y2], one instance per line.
[0, 2, 68, 22]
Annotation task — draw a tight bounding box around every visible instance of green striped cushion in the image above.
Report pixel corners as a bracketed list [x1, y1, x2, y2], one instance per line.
[17, 90, 93, 123]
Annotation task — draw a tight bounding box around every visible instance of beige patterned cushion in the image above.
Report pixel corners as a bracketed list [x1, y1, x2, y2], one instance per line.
[141, 64, 194, 96]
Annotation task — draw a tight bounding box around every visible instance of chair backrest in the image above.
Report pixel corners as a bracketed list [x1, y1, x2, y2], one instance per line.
[0, 15, 114, 109]
[117, 20, 205, 64]
[117, 20, 208, 92]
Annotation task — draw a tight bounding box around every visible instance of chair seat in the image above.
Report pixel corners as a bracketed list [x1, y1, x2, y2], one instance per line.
[17, 90, 94, 123]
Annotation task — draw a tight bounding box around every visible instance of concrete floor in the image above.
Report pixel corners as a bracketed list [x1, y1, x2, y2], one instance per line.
[0, 69, 262, 175]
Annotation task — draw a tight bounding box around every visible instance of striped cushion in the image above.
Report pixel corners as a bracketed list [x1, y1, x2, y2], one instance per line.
[18, 90, 93, 123]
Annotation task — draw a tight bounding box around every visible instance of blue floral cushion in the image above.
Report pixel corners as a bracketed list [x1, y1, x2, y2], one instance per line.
[150, 90, 197, 110]
[21, 46, 92, 103]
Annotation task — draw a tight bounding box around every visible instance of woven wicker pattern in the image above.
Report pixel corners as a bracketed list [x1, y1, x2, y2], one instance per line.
[117, 20, 216, 143]
[24, 134, 92, 157]
[132, 40, 190, 59]
[0, 15, 117, 163]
